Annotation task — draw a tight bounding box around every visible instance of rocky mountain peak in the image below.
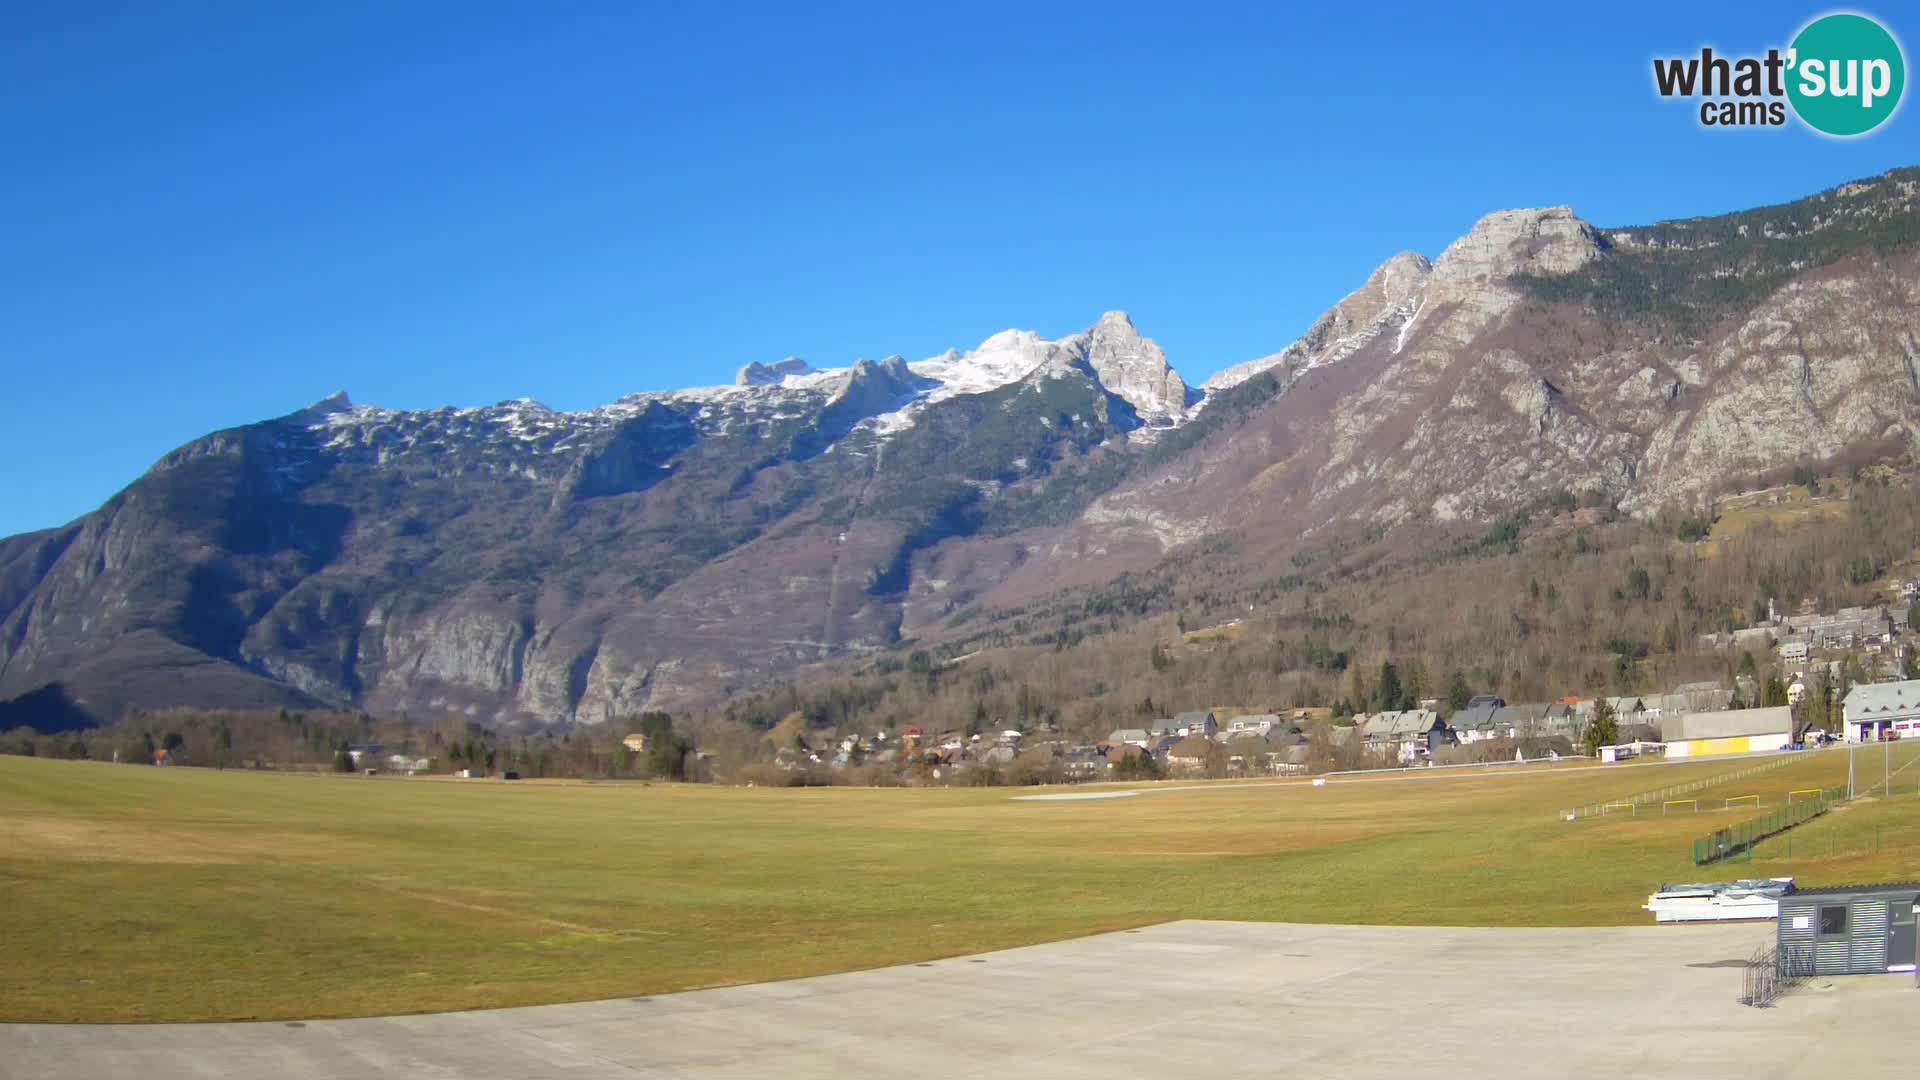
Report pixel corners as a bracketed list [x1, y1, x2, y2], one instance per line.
[823, 354, 929, 419]
[839, 355, 925, 395]
[1201, 251, 1434, 393]
[283, 390, 357, 426]
[1370, 252, 1434, 304]
[1431, 206, 1602, 287]
[1075, 311, 1191, 422]
[975, 329, 1046, 354]
[736, 357, 814, 387]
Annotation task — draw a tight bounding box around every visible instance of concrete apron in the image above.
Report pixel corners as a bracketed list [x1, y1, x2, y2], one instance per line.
[1, 921, 1908, 1079]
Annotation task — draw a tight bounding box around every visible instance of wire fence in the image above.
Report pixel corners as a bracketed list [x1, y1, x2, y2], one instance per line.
[1562, 752, 1804, 820]
[1691, 786, 1846, 865]
[1741, 943, 1814, 1007]
[1855, 740, 1920, 799]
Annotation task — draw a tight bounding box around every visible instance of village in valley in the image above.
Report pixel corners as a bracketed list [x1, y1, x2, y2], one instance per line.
[761, 588, 1920, 786]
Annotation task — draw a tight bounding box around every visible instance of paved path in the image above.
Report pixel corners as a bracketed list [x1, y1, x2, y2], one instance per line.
[3, 921, 1909, 1078]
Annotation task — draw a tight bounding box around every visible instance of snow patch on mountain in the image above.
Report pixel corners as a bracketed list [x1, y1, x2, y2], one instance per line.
[299, 212, 1582, 466]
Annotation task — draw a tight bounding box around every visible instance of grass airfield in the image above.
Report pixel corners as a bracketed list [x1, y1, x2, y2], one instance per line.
[3, 747, 1919, 1022]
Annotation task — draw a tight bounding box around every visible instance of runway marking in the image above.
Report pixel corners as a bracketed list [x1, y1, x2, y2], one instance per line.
[357, 877, 664, 937]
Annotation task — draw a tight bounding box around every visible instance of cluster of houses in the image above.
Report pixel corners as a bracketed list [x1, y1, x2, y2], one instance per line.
[1700, 599, 1909, 667]
[769, 660, 1920, 785]
[1075, 681, 1814, 776]
[1350, 689, 1739, 764]
[1103, 711, 1315, 776]
[344, 744, 433, 775]
[764, 712, 1322, 780]
[775, 685, 1776, 784]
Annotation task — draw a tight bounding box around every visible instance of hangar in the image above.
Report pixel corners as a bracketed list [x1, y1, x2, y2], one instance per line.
[1660, 706, 1793, 758]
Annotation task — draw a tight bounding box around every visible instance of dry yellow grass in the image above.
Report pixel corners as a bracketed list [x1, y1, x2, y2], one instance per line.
[0, 747, 1912, 1022]
[1690, 497, 1850, 559]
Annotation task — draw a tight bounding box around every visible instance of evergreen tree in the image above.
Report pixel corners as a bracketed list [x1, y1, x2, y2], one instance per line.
[1372, 661, 1404, 713]
[1446, 670, 1472, 713]
[1761, 675, 1789, 708]
[1402, 658, 1429, 707]
[1584, 697, 1619, 757]
[641, 715, 693, 780]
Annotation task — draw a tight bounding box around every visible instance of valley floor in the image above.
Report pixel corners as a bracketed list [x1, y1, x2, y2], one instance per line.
[2, 748, 1919, 1022]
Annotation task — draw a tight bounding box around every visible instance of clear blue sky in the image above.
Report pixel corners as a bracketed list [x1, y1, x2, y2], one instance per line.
[4, 1, 1917, 537]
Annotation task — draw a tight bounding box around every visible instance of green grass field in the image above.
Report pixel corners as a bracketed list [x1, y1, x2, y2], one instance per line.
[3, 747, 1918, 1022]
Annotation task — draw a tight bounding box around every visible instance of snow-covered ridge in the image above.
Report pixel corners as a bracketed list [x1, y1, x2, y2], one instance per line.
[266, 208, 1625, 473]
[300, 313, 1203, 453]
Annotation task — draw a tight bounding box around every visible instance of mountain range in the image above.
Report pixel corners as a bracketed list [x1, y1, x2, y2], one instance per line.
[5, 167, 1920, 729]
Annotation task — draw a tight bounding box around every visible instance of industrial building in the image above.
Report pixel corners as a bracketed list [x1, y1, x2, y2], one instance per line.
[1658, 706, 1793, 758]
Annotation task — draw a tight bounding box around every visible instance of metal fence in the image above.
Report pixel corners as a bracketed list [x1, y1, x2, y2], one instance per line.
[1691, 786, 1845, 865]
[1741, 943, 1814, 1007]
[1563, 752, 1804, 820]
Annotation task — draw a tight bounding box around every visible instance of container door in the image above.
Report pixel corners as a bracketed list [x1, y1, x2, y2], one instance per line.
[1895, 901, 1920, 974]
[1814, 902, 1853, 974]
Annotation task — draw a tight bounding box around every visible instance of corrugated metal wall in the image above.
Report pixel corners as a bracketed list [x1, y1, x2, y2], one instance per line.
[1851, 901, 1890, 972]
[1780, 901, 1817, 949]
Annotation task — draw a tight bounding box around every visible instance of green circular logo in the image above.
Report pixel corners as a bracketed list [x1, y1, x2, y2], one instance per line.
[1787, 13, 1906, 136]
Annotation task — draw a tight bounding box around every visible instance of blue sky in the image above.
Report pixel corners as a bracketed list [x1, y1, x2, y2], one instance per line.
[3, 1, 1917, 537]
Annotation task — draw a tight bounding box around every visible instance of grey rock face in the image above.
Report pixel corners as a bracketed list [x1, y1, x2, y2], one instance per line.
[736, 358, 813, 386]
[1429, 206, 1602, 289]
[1069, 171, 1920, 557]
[1074, 312, 1192, 423]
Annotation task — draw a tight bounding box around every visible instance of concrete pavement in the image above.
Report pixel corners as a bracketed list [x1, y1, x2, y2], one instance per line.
[2, 920, 1909, 1078]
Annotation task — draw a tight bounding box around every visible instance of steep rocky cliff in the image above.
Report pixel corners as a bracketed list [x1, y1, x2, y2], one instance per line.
[4, 168, 1918, 727]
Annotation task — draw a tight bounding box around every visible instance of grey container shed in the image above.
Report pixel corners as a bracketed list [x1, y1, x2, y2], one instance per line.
[1777, 883, 1920, 976]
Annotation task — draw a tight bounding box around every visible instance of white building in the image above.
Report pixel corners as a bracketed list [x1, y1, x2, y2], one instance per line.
[1843, 680, 1920, 741]
[1659, 707, 1793, 758]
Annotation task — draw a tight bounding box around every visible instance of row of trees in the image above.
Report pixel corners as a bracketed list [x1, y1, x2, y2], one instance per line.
[2, 706, 704, 782]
